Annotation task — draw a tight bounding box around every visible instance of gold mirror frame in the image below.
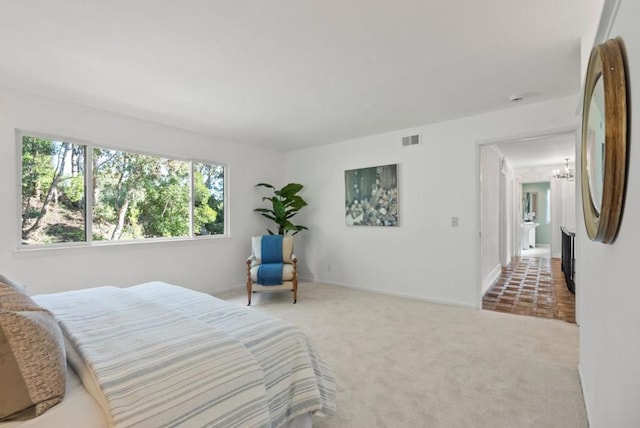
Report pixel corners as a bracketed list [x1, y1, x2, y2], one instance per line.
[581, 38, 628, 243]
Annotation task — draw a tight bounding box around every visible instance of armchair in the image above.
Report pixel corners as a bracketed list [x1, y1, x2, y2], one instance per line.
[246, 235, 298, 306]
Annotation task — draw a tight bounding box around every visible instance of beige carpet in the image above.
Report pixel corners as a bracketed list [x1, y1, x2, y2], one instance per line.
[218, 283, 587, 428]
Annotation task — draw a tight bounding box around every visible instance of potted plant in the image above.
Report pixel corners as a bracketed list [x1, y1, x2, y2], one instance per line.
[254, 182, 308, 235]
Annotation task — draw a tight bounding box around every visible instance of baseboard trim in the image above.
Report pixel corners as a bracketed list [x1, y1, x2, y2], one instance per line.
[482, 264, 502, 294]
[301, 277, 476, 309]
[578, 364, 592, 426]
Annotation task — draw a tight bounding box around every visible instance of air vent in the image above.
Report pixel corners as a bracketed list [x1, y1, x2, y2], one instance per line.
[402, 134, 421, 147]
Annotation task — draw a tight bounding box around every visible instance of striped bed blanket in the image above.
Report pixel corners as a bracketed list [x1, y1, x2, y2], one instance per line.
[34, 282, 336, 427]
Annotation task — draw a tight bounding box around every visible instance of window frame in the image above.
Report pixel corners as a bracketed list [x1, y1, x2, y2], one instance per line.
[16, 130, 229, 251]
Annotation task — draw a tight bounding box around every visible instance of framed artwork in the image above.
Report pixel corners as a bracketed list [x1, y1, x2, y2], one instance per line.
[345, 164, 398, 226]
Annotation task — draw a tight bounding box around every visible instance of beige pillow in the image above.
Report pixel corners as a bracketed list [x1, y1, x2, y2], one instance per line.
[0, 286, 34, 312]
[0, 274, 28, 295]
[0, 284, 66, 421]
[251, 235, 295, 266]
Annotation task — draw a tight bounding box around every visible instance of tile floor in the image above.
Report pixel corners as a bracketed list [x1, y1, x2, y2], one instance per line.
[520, 246, 550, 258]
[482, 256, 576, 323]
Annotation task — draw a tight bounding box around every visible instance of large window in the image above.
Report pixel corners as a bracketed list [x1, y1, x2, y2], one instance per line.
[21, 136, 86, 245]
[20, 134, 225, 247]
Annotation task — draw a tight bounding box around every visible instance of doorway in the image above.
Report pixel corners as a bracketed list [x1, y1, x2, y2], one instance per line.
[521, 181, 551, 257]
[478, 130, 577, 322]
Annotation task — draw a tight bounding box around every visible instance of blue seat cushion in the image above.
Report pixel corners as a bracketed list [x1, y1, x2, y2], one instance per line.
[257, 263, 283, 285]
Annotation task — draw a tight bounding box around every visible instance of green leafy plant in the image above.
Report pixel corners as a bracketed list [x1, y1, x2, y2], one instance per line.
[254, 182, 308, 235]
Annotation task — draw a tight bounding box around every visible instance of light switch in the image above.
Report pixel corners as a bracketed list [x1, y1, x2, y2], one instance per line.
[451, 217, 459, 227]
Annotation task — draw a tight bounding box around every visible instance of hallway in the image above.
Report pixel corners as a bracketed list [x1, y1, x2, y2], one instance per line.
[482, 256, 575, 323]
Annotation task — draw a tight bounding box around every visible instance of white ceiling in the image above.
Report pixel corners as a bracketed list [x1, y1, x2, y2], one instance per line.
[494, 132, 577, 169]
[0, 1, 603, 151]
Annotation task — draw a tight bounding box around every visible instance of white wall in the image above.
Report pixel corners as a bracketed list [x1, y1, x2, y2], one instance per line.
[561, 178, 577, 231]
[0, 86, 282, 295]
[503, 164, 516, 265]
[516, 163, 577, 258]
[551, 176, 577, 258]
[285, 96, 579, 307]
[577, 0, 640, 426]
[480, 145, 501, 293]
[550, 179, 563, 257]
[491, 148, 516, 268]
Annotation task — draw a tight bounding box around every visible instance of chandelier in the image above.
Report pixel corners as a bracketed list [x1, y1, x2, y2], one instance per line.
[553, 158, 574, 180]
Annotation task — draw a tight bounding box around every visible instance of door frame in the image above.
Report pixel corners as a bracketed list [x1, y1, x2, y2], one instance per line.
[475, 126, 578, 307]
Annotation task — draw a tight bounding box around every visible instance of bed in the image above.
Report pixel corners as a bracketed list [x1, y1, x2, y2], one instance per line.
[0, 280, 336, 427]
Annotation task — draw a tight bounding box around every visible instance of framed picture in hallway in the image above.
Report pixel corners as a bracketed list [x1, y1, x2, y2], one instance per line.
[345, 163, 398, 226]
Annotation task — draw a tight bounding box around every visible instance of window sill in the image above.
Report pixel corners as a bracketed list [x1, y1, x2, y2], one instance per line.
[15, 234, 231, 254]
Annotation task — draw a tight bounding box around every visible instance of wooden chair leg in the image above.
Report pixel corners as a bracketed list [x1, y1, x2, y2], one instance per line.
[246, 258, 253, 306]
[292, 258, 298, 304]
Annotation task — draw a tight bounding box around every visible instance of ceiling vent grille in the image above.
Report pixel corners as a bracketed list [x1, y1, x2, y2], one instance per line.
[402, 134, 421, 147]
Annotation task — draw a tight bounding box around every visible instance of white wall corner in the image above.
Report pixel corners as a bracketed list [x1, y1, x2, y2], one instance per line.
[577, 364, 592, 426]
[595, 0, 621, 44]
[481, 264, 502, 294]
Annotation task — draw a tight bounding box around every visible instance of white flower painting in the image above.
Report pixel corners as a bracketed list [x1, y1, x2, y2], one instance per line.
[345, 164, 398, 226]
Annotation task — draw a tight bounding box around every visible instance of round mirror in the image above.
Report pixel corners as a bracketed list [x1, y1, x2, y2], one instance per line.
[580, 38, 628, 243]
[586, 74, 605, 214]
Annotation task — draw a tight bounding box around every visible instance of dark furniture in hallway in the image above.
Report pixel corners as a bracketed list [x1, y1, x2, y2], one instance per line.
[561, 227, 575, 293]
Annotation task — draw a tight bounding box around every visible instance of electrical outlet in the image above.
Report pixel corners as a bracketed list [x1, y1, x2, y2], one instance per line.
[327, 264, 332, 272]
[451, 216, 459, 227]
